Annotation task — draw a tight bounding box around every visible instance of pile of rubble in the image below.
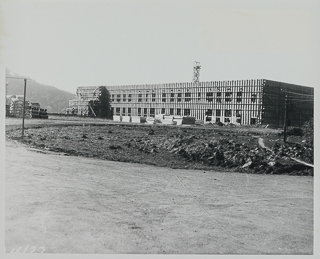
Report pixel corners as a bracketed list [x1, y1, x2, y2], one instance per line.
[6, 95, 31, 118]
[6, 95, 48, 119]
[6, 122, 313, 176]
[131, 134, 313, 176]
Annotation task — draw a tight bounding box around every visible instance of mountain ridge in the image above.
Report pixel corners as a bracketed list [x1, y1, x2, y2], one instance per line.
[6, 69, 75, 113]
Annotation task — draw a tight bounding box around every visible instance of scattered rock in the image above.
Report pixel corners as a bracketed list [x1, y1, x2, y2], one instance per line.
[268, 161, 276, 166]
[5, 123, 313, 176]
[109, 145, 122, 150]
[242, 161, 252, 168]
[148, 129, 155, 135]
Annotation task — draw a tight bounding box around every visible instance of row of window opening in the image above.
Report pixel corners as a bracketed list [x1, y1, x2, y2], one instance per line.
[115, 107, 190, 116]
[115, 108, 242, 118]
[111, 92, 257, 103]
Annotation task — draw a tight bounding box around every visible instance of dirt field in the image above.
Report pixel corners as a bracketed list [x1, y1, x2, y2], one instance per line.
[5, 118, 313, 254]
[5, 117, 314, 175]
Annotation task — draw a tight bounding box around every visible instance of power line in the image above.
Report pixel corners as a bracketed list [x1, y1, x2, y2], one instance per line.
[288, 99, 314, 102]
[282, 90, 314, 97]
[6, 76, 31, 80]
[287, 96, 314, 100]
[287, 97, 314, 101]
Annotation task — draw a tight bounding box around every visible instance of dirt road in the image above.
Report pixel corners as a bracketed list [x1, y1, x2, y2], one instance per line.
[5, 137, 313, 254]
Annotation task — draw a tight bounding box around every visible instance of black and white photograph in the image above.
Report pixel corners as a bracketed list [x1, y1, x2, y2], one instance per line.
[1, 0, 319, 257]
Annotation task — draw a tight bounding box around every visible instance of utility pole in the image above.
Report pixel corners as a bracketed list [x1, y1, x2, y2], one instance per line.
[6, 76, 30, 137]
[283, 94, 288, 143]
[22, 78, 27, 137]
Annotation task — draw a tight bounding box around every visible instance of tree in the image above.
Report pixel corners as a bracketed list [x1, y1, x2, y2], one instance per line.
[88, 86, 112, 118]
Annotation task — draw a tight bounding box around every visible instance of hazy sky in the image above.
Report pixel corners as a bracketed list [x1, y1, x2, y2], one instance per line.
[1, 0, 320, 94]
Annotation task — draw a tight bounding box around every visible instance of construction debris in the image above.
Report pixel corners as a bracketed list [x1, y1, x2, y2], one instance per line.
[131, 116, 146, 123]
[116, 114, 196, 126]
[6, 95, 48, 119]
[6, 123, 313, 176]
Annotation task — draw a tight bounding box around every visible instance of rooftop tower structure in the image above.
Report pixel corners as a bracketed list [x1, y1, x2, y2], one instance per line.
[193, 61, 201, 83]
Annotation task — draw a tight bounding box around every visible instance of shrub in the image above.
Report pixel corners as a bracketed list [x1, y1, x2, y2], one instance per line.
[302, 118, 313, 141]
[287, 127, 303, 136]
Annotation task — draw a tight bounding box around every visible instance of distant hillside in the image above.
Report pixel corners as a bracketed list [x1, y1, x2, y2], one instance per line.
[6, 69, 75, 113]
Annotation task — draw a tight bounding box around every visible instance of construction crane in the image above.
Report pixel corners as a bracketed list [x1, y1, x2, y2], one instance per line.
[193, 61, 201, 83]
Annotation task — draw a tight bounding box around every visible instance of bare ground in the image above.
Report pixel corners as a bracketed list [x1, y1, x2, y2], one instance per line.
[5, 133, 313, 254]
[5, 117, 314, 175]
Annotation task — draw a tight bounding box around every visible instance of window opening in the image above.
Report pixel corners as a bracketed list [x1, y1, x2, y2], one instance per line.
[184, 109, 190, 116]
[185, 92, 191, 102]
[206, 92, 213, 102]
[224, 109, 232, 117]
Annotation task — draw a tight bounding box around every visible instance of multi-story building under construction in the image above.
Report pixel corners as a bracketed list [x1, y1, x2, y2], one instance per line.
[68, 79, 313, 127]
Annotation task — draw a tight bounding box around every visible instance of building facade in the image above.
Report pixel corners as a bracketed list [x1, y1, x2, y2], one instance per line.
[69, 79, 313, 127]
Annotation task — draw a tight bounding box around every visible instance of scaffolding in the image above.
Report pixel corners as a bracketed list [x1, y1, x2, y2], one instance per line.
[68, 79, 313, 126]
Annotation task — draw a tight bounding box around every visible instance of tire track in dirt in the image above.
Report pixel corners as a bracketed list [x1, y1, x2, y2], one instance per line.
[5, 139, 313, 254]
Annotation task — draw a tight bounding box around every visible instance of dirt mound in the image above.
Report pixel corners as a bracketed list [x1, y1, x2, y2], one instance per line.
[159, 135, 313, 175]
[5, 123, 313, 176]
